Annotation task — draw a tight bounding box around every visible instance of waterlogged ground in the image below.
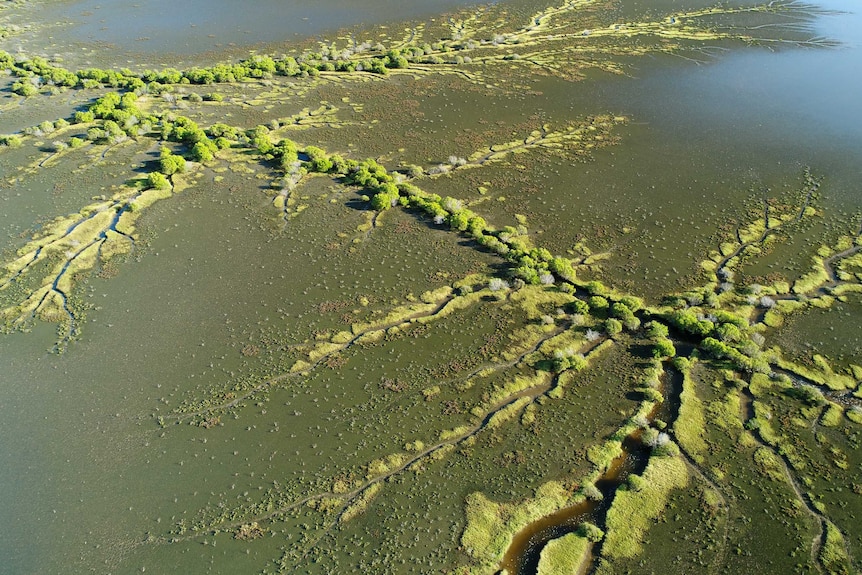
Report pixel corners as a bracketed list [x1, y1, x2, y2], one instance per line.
[2, 0, 862, 574]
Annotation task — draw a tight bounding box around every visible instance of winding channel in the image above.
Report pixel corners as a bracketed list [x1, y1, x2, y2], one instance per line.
[499, 363, 684, 575]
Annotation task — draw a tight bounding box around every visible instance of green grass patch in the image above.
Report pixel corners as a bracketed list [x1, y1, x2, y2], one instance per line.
[752, 446, 784, 481]
[536, 533, 591, 575]
[674, 364, 708, 462]
[599, 453, 688, 561]
[510, 286, 574, 320]
[461, 481, 572, 567]
[792, 263, 829, 294]
[775, 354, 856, 391]
[820, 521, 851, 575]
[340, 482, 382, 523]
[749, 372, 774, 397]
[819, 402, 843, 427]
[487, 397, 532, 429]
[706, 389, 744, 434]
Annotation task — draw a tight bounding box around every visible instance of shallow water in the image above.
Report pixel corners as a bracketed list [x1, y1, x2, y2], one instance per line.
[10, 0, 493, 64]
[599, 0, 862, 204]
[2, 0, 862, 574]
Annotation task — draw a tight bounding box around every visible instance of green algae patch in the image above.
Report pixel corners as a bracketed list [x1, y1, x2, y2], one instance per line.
[536, 533, 591, 575]
[598, 453, 688, 562]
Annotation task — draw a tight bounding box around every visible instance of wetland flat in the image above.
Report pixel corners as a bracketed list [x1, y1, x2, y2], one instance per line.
[1, 1, 861, 574]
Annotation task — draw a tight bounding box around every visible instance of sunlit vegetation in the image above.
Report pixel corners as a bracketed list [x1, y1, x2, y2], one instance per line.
[597, 453, 689, 565]
[536, 532, 590, 575]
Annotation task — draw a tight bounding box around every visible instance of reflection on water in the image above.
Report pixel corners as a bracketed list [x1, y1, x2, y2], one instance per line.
[599, 0, 862, 200]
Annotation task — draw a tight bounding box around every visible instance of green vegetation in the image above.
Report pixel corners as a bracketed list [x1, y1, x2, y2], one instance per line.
[159, 147, 186, 175]
[821, 521, 851, 574]
[536, 533, 591, 575]
[598, 453, 689, 563]
[674, 363, 708, 461]
[462, 482, 573, 567]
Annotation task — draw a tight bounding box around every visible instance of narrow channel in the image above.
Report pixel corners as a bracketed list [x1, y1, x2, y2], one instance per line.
[499, 360, 684, 575]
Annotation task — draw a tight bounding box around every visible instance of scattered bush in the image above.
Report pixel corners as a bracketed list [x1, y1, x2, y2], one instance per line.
[605, 318, 623, 335]
[147, 172, 171, 190]
[588, 296, 609, 311]
[652, 338, 676, 358]
[159, 147, 186, 175]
